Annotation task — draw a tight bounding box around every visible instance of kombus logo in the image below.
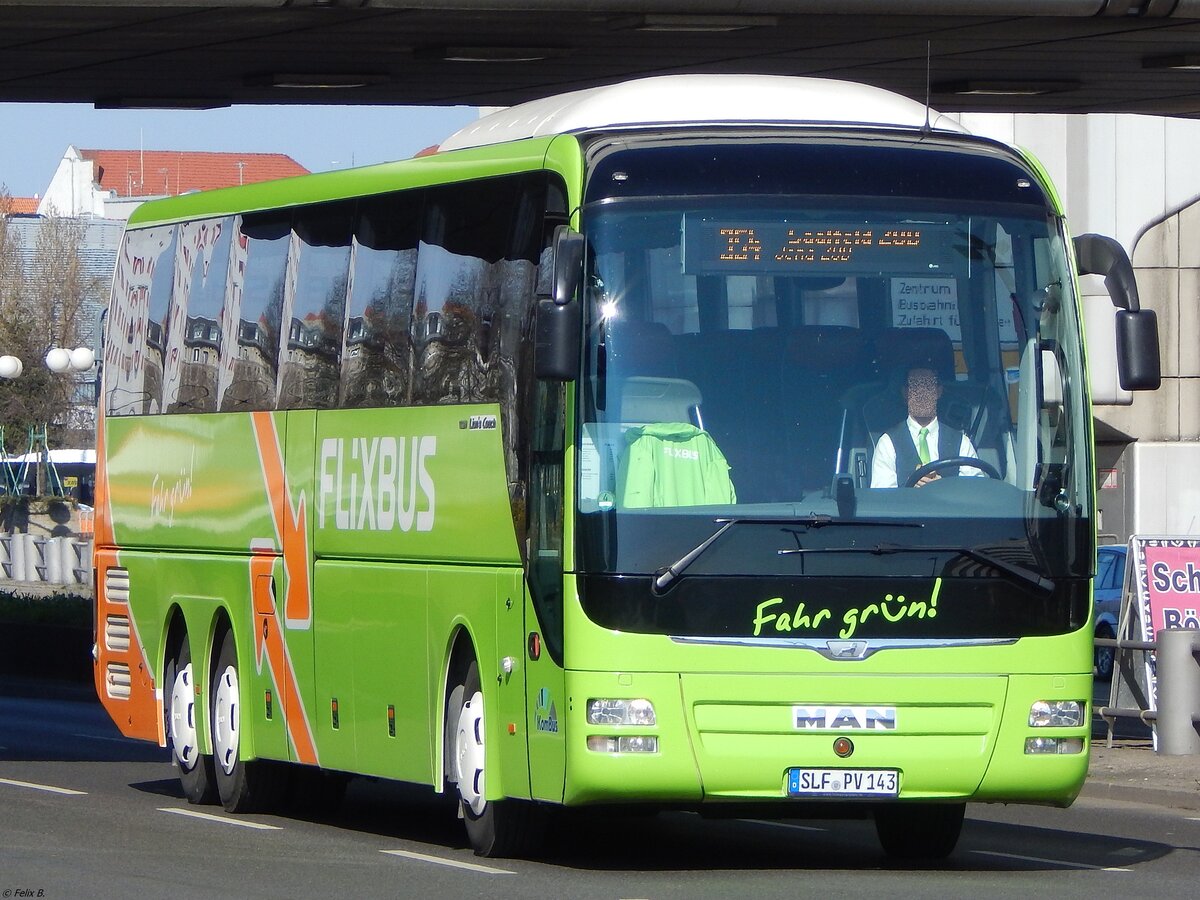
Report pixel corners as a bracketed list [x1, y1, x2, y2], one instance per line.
[535, 687, 559, 733]
[318, 436, 436, 532]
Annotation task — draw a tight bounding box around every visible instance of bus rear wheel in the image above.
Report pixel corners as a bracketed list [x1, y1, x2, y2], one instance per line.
[450, 660, 544, 858]
[210, 628, 287, 813]
[165, 638, 216, 804]
[874, 802, 965, 860]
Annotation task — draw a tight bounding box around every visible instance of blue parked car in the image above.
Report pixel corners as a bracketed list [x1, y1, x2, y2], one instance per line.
[1094, 544, 1127, 680]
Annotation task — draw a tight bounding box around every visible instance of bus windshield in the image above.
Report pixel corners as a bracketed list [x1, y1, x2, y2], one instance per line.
[575, 138, 1092, 604]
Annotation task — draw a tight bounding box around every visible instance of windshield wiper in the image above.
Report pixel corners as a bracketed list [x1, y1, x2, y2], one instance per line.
[869, 542, 1055, 595]
[651, 516, 920, 595]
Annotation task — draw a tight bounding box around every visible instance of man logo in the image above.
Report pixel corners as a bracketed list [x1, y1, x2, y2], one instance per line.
[792, 706, 898, 730]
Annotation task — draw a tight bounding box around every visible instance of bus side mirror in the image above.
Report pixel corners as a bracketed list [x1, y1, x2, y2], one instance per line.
[1073, 233, 1161, 392]
[552, 225, 585, 306]
[534, 299, 581, 381]
[1115, 308, 1161, 391]
[535, 226, 585, 381]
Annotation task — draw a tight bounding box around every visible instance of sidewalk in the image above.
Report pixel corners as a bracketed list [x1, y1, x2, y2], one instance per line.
[1082, 737, 1200, 810]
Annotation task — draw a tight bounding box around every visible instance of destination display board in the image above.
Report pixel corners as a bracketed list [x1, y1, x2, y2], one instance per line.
[683, 219, 958, 275]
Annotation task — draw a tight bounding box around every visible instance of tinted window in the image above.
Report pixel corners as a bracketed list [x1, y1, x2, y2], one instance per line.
[1096, 550, 1116, 590]
[105, 225, 177, 415]
[341, 191, 422, 409]
[174, 218, 233, 412]
[279, 202, 354, 409]
[412, 175, 543, 406]
[223, 212, 290, 411]
[1111, 550, 1127, 592]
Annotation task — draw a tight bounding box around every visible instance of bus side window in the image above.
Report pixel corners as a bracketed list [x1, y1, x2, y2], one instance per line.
[342, 190, 423, 409]
[222, 211, 291, 412]
[106, 224, 177, 416]
[278, 200, 354, 410]
[172, 218, 234, 414]
[412, 175, 539, 407]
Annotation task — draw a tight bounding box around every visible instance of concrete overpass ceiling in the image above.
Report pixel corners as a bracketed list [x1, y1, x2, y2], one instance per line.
[4, 3, 1200, 114]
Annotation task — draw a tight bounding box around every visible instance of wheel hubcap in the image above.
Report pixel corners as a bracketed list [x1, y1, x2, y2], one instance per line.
[454, 690, 486, 816]
[212, 664, 240, 776]
[169, 662, 199, 770]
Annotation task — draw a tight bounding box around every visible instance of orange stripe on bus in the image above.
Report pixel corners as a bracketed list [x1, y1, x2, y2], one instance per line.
[250, 412, 312, 625]
[248, 413, 319, 766]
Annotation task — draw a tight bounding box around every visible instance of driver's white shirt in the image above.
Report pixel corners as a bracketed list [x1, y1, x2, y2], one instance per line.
[870, 416, 983, 488]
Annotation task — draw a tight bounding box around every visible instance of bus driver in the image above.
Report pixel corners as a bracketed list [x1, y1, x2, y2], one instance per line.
[871, 366, 983, 488]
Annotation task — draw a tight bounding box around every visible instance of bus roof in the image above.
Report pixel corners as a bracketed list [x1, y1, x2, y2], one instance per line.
[439, 74, 968, 152]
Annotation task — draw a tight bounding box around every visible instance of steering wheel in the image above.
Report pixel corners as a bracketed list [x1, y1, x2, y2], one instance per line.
[903, 455, 1001, 487]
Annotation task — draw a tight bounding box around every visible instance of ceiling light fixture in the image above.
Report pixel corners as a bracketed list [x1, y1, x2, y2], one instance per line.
[418, 45, 564, 63]
[612, 14, 779, 32]
[1143, 54, 1200, 71]
[247, 72, 389, 89]
[935, 79, 1078, 97]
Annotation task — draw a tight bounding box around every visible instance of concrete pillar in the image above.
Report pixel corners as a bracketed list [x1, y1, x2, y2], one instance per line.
[24, 533, 43, 582]
[61, 538, 79, 585]
[4, 533, 21, 581]
[46, 537, 63, 584]
[1156, 628, 1200, 755]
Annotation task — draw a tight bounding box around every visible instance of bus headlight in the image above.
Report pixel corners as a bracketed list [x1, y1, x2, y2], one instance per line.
[1028, 700, 1085, 727]
[1025, 737, 1085, 755]
[587, 735, 659, 754]
[587, 698, 656, 726]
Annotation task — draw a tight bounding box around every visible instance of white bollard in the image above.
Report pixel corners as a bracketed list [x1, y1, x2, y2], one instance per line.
[79, 539, 93, 583]
[0, 533, 10, 578]
[46, 536, 63, 584]
[10, 532, 26, 582]
[60, 537, 77, 585]
[25, 533, 44, 582]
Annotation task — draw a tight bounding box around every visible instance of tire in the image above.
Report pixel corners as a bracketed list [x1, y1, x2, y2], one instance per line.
[165, 637, 216, 804]
[210, 628, 287, 813]
[874, 802, 965, 860]
[1095, 624, 1116, 681]
[450, 660, 544, 858]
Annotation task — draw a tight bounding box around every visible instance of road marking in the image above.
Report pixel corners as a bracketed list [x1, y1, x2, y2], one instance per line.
[380, 849, 515, 875]
[972, 850, 1132, 872]
[740, 819, 827, 833]
[0, 776, 87, 796]
[158, 807, 282, 830]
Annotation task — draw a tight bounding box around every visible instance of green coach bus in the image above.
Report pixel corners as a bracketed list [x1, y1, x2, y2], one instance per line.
[92, 74, 1161, 859]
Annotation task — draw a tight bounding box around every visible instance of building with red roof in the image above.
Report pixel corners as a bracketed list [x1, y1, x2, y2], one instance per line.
[5, 197, 41, 215]
[38, 145, 309, 220]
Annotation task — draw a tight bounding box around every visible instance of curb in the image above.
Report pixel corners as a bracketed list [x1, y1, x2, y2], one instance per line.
[1079, 778, 1200, 811]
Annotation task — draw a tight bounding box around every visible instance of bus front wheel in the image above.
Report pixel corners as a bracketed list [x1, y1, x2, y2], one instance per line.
[450, 660, 544, 857]
[874, 802, 965, 860]
[210, 628, 287, 813]
[165, 638, 216, 804]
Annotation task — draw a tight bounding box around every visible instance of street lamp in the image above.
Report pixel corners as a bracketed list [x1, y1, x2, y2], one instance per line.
[44, 346, 96, 374]
[0, 355, 23, 378]
[0, 346, 98, 497]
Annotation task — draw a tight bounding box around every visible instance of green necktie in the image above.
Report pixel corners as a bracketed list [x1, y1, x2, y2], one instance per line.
[917, 427, 931, 465]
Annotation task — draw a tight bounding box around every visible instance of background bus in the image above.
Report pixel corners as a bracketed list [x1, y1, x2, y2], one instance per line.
[92, 74, 1160, 860]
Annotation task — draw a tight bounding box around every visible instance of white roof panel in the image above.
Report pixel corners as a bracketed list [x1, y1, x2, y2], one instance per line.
[439, 74, 967, 151]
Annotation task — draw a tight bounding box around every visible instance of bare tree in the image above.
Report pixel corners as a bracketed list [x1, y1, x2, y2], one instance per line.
[0, 198, 101, 461]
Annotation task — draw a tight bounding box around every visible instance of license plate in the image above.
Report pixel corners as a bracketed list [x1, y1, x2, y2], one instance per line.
[786, 768, 899, 797]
